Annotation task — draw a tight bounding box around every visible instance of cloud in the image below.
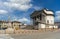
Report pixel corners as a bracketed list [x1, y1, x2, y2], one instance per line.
[12, 17, 30, 24]
[55, 11, 60, 22]
[55, 11, 60, 16]
[0, 10, 8, 14]
[18, 18, 30, 22]
[33, 6, 43, 10]
[8, 0, 31, 4]
[3, 0, 33, 11]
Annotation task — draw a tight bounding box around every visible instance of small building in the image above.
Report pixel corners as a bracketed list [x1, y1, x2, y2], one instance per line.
[55, 22, 60, 28]
[20, 24, 27, 29]
[0, 21, 22, 30]
[30, 8, 58, 30]
[0, 21, 8, 29]
[12, 21, 21, 29]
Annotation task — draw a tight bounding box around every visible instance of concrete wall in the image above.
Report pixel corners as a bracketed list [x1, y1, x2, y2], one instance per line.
[49, 26, 53, 28]
[46, 16, 54, 24]
[41, 24, 45, 28]
[54, 26, 58, 28]
[38, 23, 45, 29]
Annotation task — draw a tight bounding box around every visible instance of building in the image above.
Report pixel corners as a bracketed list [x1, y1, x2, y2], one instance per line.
[55, 22, 60, 28]
[12, 21, 21, 29]
[0, 21, 8, 29]
[30, 8, 58, 30]
[0, 21, 22, 30]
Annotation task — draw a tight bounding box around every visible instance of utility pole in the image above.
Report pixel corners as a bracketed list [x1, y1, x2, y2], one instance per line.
[8, 16, 11, 28]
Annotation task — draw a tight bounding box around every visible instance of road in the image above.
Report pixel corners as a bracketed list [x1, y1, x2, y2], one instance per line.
[10, 30, 60, 39]
[0, 30, 60, 39]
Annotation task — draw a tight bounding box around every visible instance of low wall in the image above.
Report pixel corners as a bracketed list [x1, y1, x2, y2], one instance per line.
[0, 28, 58, 34]
[0, 30, 5, 34]
[39, 28, 58, 31]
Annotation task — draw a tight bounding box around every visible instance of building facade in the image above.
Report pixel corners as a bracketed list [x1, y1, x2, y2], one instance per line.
[12, 21, 21, 29]
[0, 21, 21, 30]
[30, 8, 58, 30]
[0, 21, 8, 29]
[55, 22, 60, 28]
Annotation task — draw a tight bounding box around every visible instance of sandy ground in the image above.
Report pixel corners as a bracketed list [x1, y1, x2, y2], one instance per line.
[0, 30, 60, 39]
[0, 34, 14, 39]
[10, 30, 60, 39]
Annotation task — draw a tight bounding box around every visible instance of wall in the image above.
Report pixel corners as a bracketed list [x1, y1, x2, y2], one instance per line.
[54, 26, 58, 28]
[38, 23, 45, 29]
[49, 26, 53, 28]
[46, 16, 54, 24]
[12, 23, 20, 28]
[41, 24, 45, 28]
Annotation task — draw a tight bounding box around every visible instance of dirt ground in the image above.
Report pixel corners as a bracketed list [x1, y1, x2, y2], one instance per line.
[0, 29, 60, 39]
[10, 30, 60, 39]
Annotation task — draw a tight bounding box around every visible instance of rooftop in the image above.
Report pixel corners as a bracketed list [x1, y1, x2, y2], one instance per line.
[0, 20, 21, 23]
[31, 8, 54, 17]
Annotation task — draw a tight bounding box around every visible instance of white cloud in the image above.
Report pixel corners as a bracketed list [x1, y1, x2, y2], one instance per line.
[55, 11, 60, 13]
[8, 0, 31, 4]
[18, 18, 30, 22]
[33, 6, 43, 10]
[12, 17, 30, 24]
[0, 10, 8, 14]
[55, 11, 60, 16]
[55, 11, 60, 22]
[3, 0, 32, 11]
[55, 16, 60, 22]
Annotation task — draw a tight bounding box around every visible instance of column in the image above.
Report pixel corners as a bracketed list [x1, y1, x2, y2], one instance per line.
[38, 23, 41, 30]
[40, 14, 42, 21]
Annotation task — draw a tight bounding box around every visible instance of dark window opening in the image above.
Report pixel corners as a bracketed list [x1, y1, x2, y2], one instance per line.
[47, 20, 49, 24]
[40, 14, 42, 20]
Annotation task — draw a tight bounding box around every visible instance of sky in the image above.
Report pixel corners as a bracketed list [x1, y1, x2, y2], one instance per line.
[0, 0, 60, 24]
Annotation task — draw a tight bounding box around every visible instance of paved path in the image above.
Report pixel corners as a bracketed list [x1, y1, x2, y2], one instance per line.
[11, 30, 60, 39]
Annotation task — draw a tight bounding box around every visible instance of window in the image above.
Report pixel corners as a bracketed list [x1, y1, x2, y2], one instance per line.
[51, 20, 53, 24]
[35, 22, 38, 25]
[40, 14, 42, 20]
[35, 17, 36, 20]
[47, 20, 49, 24]
[51, 20, 52, 23]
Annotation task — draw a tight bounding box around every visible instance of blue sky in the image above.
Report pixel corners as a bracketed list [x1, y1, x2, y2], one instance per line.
[0, 0, 60, 24]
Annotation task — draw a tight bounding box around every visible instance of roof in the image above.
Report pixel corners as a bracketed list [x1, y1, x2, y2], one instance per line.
[43, 9, 54, 14]
[30, 8, 54, 18]
[12, 21, 21, 23]
[0, 20, 21, 23]
[0, 20, 8, 23]
[30, 10, 43, 17]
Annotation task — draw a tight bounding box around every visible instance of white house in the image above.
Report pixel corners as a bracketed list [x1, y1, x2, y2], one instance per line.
[30, 8, 58, 30]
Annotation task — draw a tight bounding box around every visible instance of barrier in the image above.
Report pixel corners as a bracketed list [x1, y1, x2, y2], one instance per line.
[0, 30, 5, 34]
[0, 28, 58, 34]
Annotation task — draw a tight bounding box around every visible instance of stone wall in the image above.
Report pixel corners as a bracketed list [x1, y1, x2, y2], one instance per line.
[0, 28, 58, 34]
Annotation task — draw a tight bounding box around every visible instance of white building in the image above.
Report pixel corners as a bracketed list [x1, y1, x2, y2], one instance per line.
[30, 8, 58, 30]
